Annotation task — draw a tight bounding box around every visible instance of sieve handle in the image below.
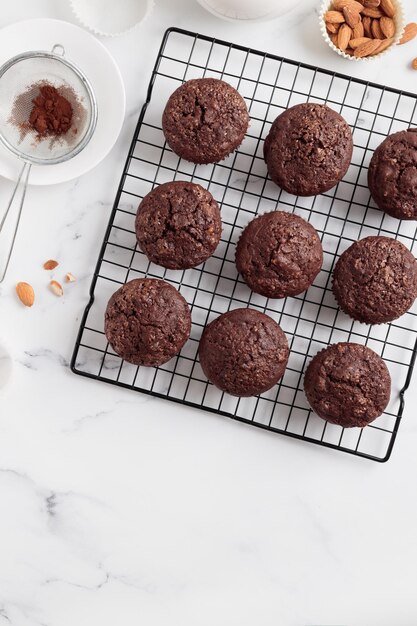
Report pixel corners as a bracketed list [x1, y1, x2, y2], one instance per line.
[0, 162, 31, 283]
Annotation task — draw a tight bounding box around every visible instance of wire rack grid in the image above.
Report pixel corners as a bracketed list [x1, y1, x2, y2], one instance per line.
[71, 27, 417, 462]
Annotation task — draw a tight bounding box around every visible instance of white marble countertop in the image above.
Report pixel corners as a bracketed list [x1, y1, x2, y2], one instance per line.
[1, 1, 417, 625]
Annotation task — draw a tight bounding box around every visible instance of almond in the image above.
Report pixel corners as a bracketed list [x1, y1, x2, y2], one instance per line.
[65, 272, 76, 283]
[362, 15, 372, 36]
[399, 23, 417, 45]
[330, 32, 339, 46]
[16, 282, 35, 307]
[343, 5, 361, 27]
[354, 38, 382, 56]
[333, 0, 364, 11]
[338, 23, 353, 49]
[349, 36, 372, 48]
[380, 16, 395, 37]
[326, 21, 340, 33]
[363, 0, 380, 6]
[43, 259, 59, 271]
[353, 21, 365, 38]
[380, 0, 395, 18]
[412, 58, 417, 70]
[325, 10, 345, 23]
[362, 6, 383, 17]
[372, 18, 385, 39]
[50, 280, 63, 297]
[375, 37, 394, 53]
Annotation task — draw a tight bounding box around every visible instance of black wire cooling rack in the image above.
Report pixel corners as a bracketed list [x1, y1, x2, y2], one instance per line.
[71, 27, 417, 462]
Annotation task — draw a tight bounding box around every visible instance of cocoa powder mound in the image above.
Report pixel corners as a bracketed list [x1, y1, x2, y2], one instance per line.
[28, 85, 73, 138]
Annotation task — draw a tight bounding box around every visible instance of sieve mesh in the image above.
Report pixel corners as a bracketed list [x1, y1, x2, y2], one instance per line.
[0, 49, 96, 165]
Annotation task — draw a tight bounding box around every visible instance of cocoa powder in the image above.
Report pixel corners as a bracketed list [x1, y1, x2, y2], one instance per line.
[28, 85, 73, 138]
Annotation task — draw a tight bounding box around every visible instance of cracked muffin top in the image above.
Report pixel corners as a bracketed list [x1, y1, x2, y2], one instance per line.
[304, 342, 391, 428]
[332, 236, 417, 324]
[235, 211, 323, 299]
[264, 103, 353, 196]
[162, 78, 249, 164]
[199, 308, 289, 397]
[368, 128, 417, 220]
[104, 278, 191, 367]
[136, 181, 222, 270]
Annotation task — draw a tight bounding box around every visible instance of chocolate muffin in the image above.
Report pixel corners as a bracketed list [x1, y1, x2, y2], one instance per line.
[264, 103, 353, 196]
[304, 343, 391, 428]
[368, 128, 417, 220]
[199, 308, 289, 397]
[333, 236, 417, 324]
[104, 278, 191, 366]
[235, 211, 323, 298]
[162, 78, 249, 164]
[136, 181, 222, 269]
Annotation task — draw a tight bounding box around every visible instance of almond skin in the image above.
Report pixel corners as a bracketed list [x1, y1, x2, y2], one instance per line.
[16, 282, 35, 307]
[380, 16, 395, 38]
[353, 21, 365, 37]
[380, 0, 395, 18]
[362, 15, 372, 36]
[343, 5, 361, 27]
[412, 58, 417, 70]
[50, 280, 64, 297]
[43, 259, 59, 270]
[362, 6, 383, 17]
[354, 38, 382, 56]
[371, 18, 385, 39]
[333, 0, 364, 11]
[374, 37, 393, 53]
[349, 36, 372, 48]
[338, 23, 353, 49]
[325, 10, 346, 23]
[326, 21, 340, 33]
[65, 272, 76, 283]
[399, 23, 417, 45]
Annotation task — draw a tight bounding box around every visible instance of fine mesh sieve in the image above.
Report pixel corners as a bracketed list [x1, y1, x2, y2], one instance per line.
[0, 44, 98, 281]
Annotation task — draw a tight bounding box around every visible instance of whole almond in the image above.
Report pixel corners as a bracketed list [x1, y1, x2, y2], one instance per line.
[353, 21, 365, 38]
[333, 0, 364, 10]
[50, 280, 64, 297]
[362, 6, 383, 17]
[412, 58, 417, 70]
[326, 21, 340, 33]
[362, 15, 372, 36]
[354, 38, 382, 56]
[330, 32, 339, 46]
[372, 18, 385, 39]
[380, 16, 395, 37]
[16, 282, 35, 307]
[325, 10, 345, 23]
[363, 0, 380, 6]
[374, 37, 394, 53]
[399, 23, 417, 45]
[43, 259, 59, 270]
[338, 23, 353, 49]
[380, 0, 395, 18]
[343, 5, 361, 27]
[349, 36, 372, 48]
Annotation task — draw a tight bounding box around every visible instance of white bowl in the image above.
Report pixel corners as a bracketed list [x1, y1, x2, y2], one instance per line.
[196, 0, 302, 22]
[320, 0, 405, 61]
[70, 0, 154, 37]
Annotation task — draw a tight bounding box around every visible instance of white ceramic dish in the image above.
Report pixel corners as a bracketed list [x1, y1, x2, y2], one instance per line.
[0, 18, 126, 186]
[319, 0, 405, 61]
[70, 0, 154, 37]
[196, 0, 301, 22]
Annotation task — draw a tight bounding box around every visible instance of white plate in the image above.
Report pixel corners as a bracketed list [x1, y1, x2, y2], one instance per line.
[0, 18, 126, 185]
[0, 342, 12, 390]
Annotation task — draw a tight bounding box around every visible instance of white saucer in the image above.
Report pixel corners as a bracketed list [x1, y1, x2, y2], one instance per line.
[0, 18, 126, 186]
